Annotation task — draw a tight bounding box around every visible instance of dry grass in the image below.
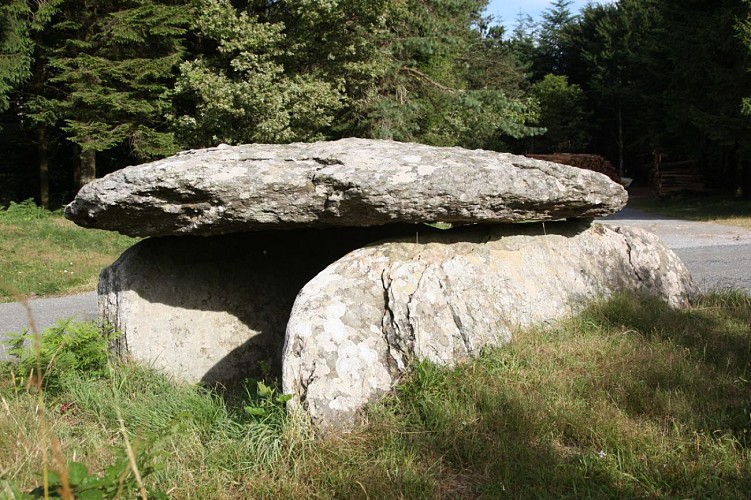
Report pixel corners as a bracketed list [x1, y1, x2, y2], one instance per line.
[5, 292, 748, 497]
[629, 193, 751, 229]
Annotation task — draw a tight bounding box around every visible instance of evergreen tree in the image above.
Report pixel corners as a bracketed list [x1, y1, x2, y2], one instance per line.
[173, 0, 345, 147]
[1, 0, 63, 206]
[564, 0, 664, 176]
[27, 0, 192, 189]
[507, 11, 537, 76]
[534, 0, 576, 77]
[0, 0, 61, 111]
[0, 0, 33, 113]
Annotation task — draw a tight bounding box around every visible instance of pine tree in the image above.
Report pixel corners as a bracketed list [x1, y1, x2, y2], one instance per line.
[0, 0, 33, 113]
[534, 0, 576, 77]
[0, 0, 62, 112]
[657, 0, 751, 195]
[28, 0, 192, 189]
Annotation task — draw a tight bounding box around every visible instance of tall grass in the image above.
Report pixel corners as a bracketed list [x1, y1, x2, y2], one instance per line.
[1, 291, 750, 497]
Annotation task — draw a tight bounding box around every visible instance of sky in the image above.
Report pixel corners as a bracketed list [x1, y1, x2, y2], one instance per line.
[484, 1, 611, 32]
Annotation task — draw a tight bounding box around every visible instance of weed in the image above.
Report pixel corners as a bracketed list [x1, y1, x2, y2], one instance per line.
[0, 199, 53, 222]
[9, 450, 166, 499]
[7, 321, 118, 392]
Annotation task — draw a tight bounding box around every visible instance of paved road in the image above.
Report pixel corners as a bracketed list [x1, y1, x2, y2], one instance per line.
[1, 209, 750, 359]
[599, 208, 751, 294]
[0, 291, 97, 358]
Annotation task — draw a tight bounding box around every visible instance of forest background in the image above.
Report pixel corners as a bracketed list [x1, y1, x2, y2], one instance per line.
[1, 0, 750, 208]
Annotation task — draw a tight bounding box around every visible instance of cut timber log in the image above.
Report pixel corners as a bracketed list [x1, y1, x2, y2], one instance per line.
[649, 160, 705, 197]
[527, 153, 622, 185]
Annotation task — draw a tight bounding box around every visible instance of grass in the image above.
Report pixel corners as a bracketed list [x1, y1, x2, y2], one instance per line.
[0, 200, 138, 302]
[2, 291, 750, 498]
[629, 193, 751, 229]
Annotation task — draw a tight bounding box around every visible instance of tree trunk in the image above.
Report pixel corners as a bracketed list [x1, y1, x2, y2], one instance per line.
[617, 107, 624, 178]
[38, 124, 49, 208]
[77, 149, 96, 190]
[735, 155, 745, 198]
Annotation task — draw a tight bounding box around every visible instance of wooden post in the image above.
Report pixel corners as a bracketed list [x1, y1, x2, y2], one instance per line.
[38, 124, 49, 208]
[76, 148, 96, 191]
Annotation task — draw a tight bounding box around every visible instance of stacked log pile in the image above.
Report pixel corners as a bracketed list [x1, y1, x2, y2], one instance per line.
[527, 153, 622, 185]
[648, 160, 705, 197]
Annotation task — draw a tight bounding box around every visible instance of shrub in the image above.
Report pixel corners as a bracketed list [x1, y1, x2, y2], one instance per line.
[7, 320, 118, 391]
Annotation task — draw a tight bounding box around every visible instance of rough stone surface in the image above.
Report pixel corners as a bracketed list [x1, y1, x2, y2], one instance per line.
[281, 221, 696, 431]
[99, 227, 412, 383]
[66, 138, 627, 237]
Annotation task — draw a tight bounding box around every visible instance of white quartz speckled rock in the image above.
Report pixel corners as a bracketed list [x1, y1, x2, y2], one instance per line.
[281, 221, 696, 432]
[65, 138, 627, 237]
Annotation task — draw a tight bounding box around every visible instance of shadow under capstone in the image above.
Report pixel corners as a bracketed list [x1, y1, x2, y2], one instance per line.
[98, 220, 592, 386]
[98, 224, 447, 384]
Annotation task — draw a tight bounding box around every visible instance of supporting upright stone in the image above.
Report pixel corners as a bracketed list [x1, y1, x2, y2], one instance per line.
[99, 227, 415, 383]
[282, 221, 696, 431]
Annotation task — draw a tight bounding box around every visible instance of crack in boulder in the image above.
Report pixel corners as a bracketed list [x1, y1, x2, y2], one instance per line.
[617, 227, 644, 282]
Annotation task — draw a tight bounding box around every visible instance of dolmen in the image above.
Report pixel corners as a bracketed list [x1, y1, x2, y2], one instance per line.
[65, 138, 696, 432]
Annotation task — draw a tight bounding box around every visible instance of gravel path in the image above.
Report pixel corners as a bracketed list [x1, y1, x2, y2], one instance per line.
[1, 209, 750, 359]
[599, 208, 751, 294]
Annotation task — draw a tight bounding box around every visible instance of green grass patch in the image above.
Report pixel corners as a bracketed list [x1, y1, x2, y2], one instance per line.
[1, 291, 750, 497]
[629, 193, 751, 228]
[0, 200, 137, 302]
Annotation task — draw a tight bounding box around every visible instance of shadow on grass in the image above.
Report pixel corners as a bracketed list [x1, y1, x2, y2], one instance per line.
[585, 291, 751, 374]
[335, 292, 751, 498]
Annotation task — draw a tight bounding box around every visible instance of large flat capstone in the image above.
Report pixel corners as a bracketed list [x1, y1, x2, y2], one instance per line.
[65, 138, 627, 237]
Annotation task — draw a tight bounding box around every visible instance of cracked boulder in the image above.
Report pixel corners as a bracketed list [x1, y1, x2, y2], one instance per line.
[64, 138, 627, 237]
[98, 226, 415, 384]
[281, 221, 696, 432]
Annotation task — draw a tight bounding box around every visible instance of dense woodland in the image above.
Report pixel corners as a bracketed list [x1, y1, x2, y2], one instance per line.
[1, 0, 750, 207]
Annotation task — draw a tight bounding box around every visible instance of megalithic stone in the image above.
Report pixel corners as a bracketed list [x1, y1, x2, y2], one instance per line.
[64, 138, 627, 237]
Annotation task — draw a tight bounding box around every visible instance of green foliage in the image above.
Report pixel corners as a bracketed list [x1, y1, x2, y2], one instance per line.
[528, 73, 589, 152]
[242, 378, 292, 422]
[359, 0, 541, 148]
[0, 199, 53, 221]
[0, 0, 60, 112]
[0, 0, 33, 112]
[173, 0, 344, 146]
[7, 321, 119, 391]
[534, 0, 577, 77]
[561, 0, 751, 190]
[21, 455, 166, 499]
[38, 0, 191, 159]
